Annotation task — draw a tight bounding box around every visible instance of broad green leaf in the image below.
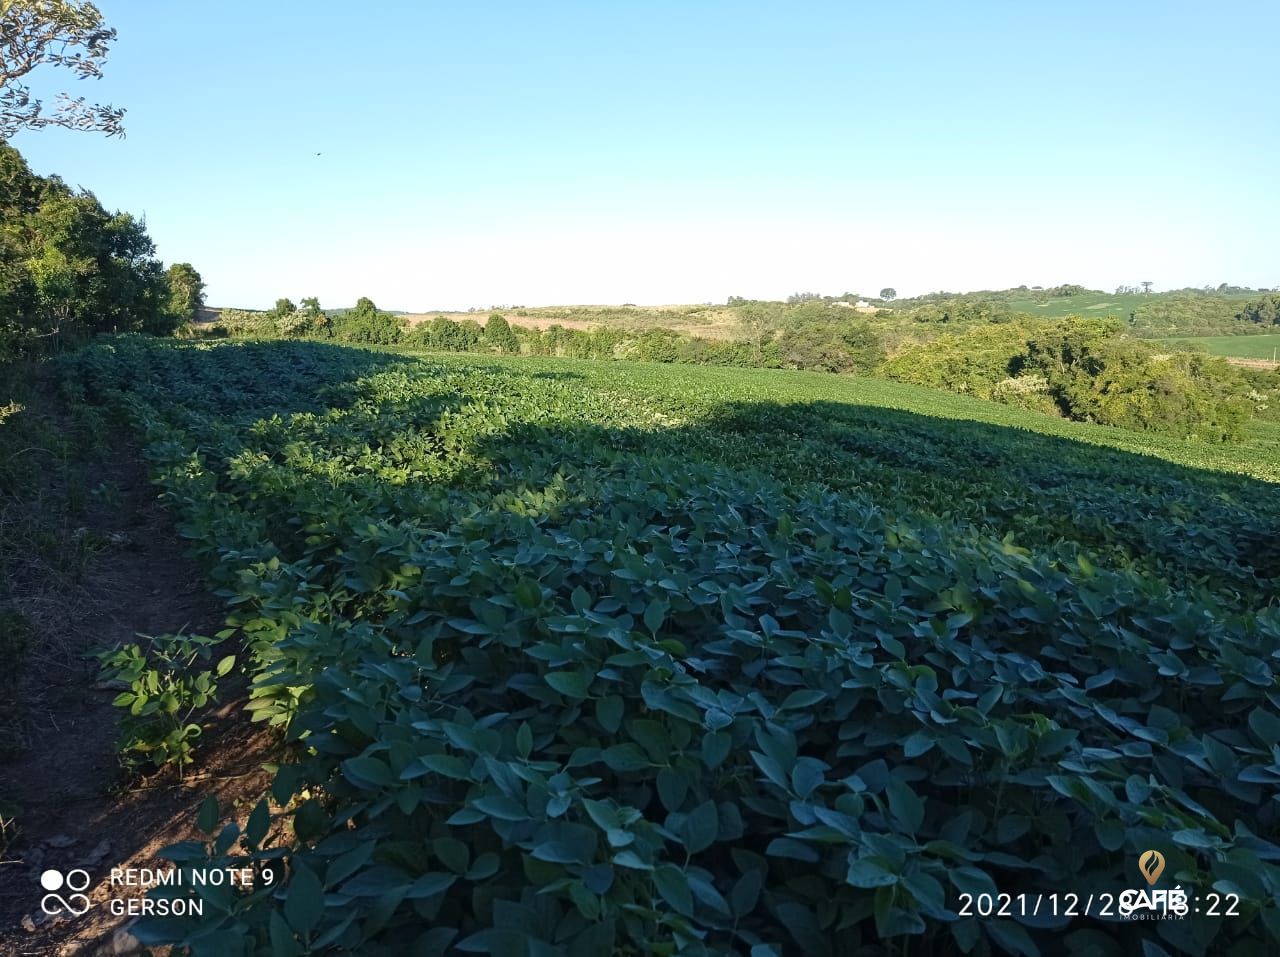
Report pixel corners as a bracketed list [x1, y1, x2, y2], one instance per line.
[846, 855, 898, 888]
[653, 864, 694, 916]
[596, 696, 624, 733]
[885, 777, 925, 834]
[681, 800, 719, 854]
[546, 671, 592, 699]
[284, 864, 324, 934]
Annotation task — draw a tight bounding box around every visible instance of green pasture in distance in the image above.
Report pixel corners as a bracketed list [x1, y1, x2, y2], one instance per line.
[1158, 332, 1280, 360]
[1003, 290, 1256, 320]
[1006, 292, 1151, 318]
[1003, 289, 1254, 319]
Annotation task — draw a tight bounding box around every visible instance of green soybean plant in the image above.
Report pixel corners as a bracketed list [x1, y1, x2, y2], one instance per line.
[96, 632, 235, 774]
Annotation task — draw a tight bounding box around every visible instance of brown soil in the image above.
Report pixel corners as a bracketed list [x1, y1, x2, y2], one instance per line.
[0, 410, 275, 956]
[1223, 356, 1280, 370]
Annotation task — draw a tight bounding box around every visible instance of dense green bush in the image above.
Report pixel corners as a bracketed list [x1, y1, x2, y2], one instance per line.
[1236, 295, 1280, 327]
[328, 298, 406, 345]
[880, 325, 1033, 398]
[0, 144, 186, 354]
[774, 318, 884, 374]
[205, 308, 305, 339]
[620, 327, 683, 362]
[407, 316, 485, 352]
[898, 299, 1015, 325]
[881, 319, 1254, 441]
[1236, 366, 1280, 422]
[1129, 295, 1256, 338]
[1023, 323, 1252, 441]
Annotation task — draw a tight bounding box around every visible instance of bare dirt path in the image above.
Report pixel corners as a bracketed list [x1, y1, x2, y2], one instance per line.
[0, 406, 274, 957]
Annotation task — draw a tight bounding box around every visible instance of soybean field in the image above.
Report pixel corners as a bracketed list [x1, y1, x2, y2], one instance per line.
[57, 337, 1280, 957]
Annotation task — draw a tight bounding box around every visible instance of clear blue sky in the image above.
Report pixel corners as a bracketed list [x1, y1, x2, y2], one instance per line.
[12, 0, 1280, 309]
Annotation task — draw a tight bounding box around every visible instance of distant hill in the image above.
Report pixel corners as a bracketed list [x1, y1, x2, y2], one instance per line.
[1003, 290, 1257, 321]
[882, 286, 1275, 338]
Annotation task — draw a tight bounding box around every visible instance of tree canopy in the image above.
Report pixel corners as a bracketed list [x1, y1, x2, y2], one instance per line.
[165, 262, 205, 324]
[0, 0, 125, 139]
[1, 143, 186, 356]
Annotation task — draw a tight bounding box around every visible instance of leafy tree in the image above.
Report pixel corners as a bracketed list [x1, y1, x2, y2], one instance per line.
[1237, 294, 1279, 326]
[625, 328, 683, 362]
[0, 146, 170, 344]
[272, 297, 297, 318]
[882, 316, 1251, 440]
[0, 0, 125, 139]
[1044, 284, 1089, 297]
[292, 296, 326, 332]
[165, 262, 204, 325]
[737, 302, 778, 359]
[879, 287, 896, 301]
[484, 313, 519, 354]
[327, 296, 403, 344]
[774, 312, 884, 373]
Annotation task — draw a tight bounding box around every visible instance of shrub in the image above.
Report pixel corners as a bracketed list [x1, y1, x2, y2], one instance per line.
[774, 318, 884, 374]
[96, 632, 235, 773]
[990, 373, 1058, 415]
[207, 308, 279, 338]
[880, 324, 1032, 398]
[623, 328, 683, 363]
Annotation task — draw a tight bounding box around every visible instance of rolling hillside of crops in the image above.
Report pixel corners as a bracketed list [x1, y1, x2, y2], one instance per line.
[56, 337, 1280, 956]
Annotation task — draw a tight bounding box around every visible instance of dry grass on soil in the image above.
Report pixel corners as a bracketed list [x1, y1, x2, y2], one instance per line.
[400, 306, 749, 340]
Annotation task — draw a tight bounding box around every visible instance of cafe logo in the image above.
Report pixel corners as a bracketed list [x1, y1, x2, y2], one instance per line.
[1138, 850, 1165, 886]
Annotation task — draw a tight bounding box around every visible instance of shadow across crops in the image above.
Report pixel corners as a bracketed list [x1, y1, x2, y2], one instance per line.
[72, 339, 1275, 605]
[471, 399, 1278, 608]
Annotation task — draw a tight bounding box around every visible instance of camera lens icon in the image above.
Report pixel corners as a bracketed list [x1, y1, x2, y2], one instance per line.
[41, 869, 66, 891]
